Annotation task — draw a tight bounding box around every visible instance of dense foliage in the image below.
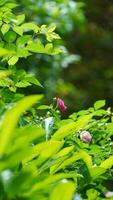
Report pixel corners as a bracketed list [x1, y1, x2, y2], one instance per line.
[0, 0, 113, 200]
[15, 0, 113, 111]
[14, 0, 85, 111]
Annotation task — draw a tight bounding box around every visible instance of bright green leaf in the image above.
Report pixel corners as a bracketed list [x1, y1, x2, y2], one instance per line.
[13, 26, 23, 36]
[52, 114, 92, 140]
[8, 56, 18, 65]
[1, 24, 10, 35]
[16, 14, 25, 25]
[0, 94, 43, 155]
[94, 100, 106, 110]
[50, 181, 75, 200]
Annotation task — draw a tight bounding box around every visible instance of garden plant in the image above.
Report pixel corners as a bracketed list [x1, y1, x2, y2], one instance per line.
[0, 1, 113, 200]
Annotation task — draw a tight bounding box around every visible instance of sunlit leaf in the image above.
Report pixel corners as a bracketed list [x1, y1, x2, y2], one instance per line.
[52, 114, 92, 140]
[0, 95, 43, 155]
[94, 100, 106, 110]
[50, 181, 75, 200]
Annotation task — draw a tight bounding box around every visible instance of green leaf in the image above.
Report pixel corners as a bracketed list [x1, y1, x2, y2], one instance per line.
[27, 40, 45, 53]
[9, 85, 16, 92]
[94, 100, 106, 110]
[25, 173, 77, 195]
[50, 181, 75, 200]
[93, 109, 106, 116]
[15, 80, 31, 88]
[36, 141, 63, 166]
[13, 26, 23, 36]
[47, 24, 56, 33]
[52, 114, 92, 140]
[16, 14, 25, 25]
[1, 24, 10, 35]
[21, 22, 39, 33]
[51, 47, 62, 55]
[0, 79, 10, 87]
[90, 167, 106, 179]
[27, 40, 61, 55]
[46, 32, 60, 42]
[45, 43, 53, 53]
[38, 105, 50, 110]
[8, 56, 18, 65]
[14, 126, 45, 146]
[25, 75, 42, 87]
[4, 3, 17, 9]
[0, 21, 2, 27]
[100, 155, 113, 170]
[16, 47, 30, 57]
[23, 140, 64, 165]
[87, 189, 99, 200]
[9, 126, 45, 155]
[3, 11, 16, 22]
[0, 47, 12, 56]
[4, 31, 17, 43]
[0, 0, 7, 6]
[40, 24, 60, 42]
[16, 35, 31, 47]
[54, 146, 75, 159]
[51, 150, 93, 174]
[0, 94, 43, 155]
[0, 70, 11, 79]
[5, 43, 16, 51]
[50, 146, 74, 174]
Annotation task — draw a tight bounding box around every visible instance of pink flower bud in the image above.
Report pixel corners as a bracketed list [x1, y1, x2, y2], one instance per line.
[57, 98, 67, 112]
[105, 191, 113, 198]
[80, 131, 92, 144]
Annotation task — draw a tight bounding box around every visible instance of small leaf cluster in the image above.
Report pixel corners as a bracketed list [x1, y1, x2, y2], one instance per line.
[0, 1, 61, 65]
[0, 0, 62, 109]
[0, 66, 42, 92]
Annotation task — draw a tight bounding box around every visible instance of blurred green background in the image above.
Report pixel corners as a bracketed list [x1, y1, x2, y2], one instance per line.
[15, 0, 113, 112]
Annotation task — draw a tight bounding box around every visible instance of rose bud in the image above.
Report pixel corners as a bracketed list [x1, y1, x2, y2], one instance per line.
[105, 191, 113, 198]
[80, 131, 92, 144]
[57, 98, 67, 112]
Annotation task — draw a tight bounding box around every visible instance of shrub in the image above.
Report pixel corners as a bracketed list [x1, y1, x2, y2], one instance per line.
[0, 97, 113, 199]
[0, 1, 113, 200]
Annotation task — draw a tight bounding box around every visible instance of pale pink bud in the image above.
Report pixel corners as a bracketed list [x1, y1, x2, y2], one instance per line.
[57, 98, 67, 112]
[105, 191, 113, 198]
[80, 131, 92, 144]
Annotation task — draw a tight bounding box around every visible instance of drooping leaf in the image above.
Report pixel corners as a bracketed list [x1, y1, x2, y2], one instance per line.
[25, 75, 42, 87]
[50, 150, 93, 174]
[25, 173, 77, 196]
[52, 114, 92, 140]
[23, 140, 64, 165]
